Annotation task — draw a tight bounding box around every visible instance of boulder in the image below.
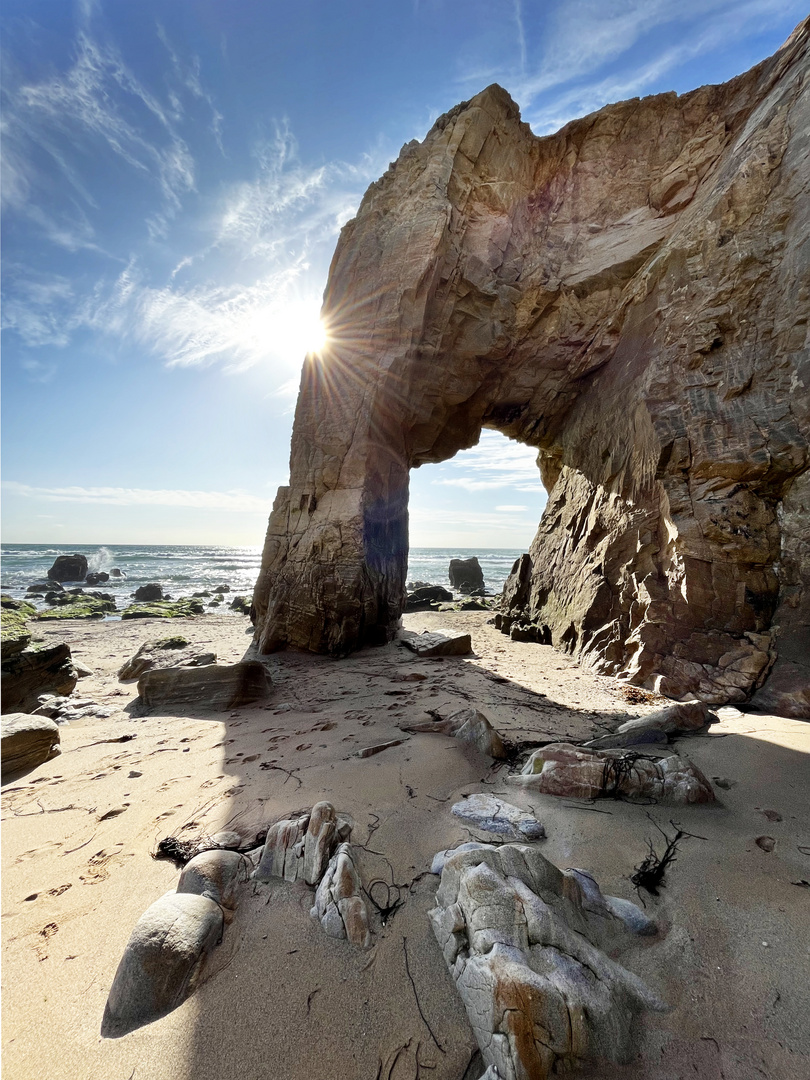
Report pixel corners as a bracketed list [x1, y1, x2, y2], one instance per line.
[229, 595, 252, 614]
[100, 891, 224, 1038]
[402, 706, 506, 759]
[405, 585, 453, 611]
[136, 661, 271, 712]
[110, 568, 124, 577]
[310, 842, 372, 948]
[1, 712, 60, 775]
[47, 554, 88, 582]
[134, 583, 163, 602]
[1, 641, 77, 714]
[85, 571, 110, 585]
[1, 596, 36, 655]
[249, 23, 810, 717]
[616, 700, 710, 735]
[449, 557, 485, 594]
[177, 849, 245, 910]
[430, 845, 663, 1079]
[451, 794, 545, 841]
[398, 629, 472, 657]
[118, 637, 215, 681]
[213, 583, 231, 593]
[510, 744, 716, 804]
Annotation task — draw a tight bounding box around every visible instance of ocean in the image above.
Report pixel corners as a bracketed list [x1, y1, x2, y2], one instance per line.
[0, 544, 523, 616]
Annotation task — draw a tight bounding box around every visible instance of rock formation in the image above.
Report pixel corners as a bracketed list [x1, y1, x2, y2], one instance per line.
[253, 21, 809, 712]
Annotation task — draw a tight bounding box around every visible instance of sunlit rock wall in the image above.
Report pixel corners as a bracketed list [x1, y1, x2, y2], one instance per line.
[253, 19, 809, 710]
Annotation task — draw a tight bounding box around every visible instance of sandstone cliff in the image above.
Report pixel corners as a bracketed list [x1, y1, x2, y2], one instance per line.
[253, 19, 809, 713]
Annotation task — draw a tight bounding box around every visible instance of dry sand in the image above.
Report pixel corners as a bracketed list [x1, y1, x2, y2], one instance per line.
[2, 610, 809, 1080]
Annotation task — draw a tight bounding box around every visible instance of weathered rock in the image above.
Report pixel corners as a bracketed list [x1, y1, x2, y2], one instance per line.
[451, 794, 546, 840]
[449, 557, 485, 594]
[121, 598, 205, 620]
[177, 849, 245, 910]
[118, 637, 215, 681]
[1, 596, 36, 655]
[430, 845, 663, 1079]
[405, 585, 453, 610]
[37, 593, 116, 620]
[398, 629, 472, 656]
[614, 700, 710, 734]
[583, 728, 670, 751]
[252, 23, 810, 714]
[1, 712, 60, 775]
[229, 594, 252, 614]
[1, 641, 77, 714]
[402, 706, 506, 759]
[511, 743, 716, 804]
[431, 842, 499, 875]
[134, 583, 163, 602]
[85, 571, 110, 585]
[101, 891, 224, 1038]
[47, 554, 88, 582]
[136, 661, 271, 712]
[253, 803, 350, 885]
[311, 842, 372, 948]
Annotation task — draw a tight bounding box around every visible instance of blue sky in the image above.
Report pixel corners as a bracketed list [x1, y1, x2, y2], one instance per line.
[2, 0, 805, 548]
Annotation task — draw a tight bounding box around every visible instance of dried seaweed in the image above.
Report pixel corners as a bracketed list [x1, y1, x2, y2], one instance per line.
[631, 815, 707, 896]
[601, 751, 662, 799]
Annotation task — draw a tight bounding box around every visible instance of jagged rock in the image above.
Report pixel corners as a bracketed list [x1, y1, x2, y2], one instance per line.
[47, 554, 88, 582]
[118, 637, 215, 681]
[510, 743, 715, 804]
[398, 629, 472, 657]
[136, 661, 271, 712]
[449, 557, 485, 594]
[1, 712, 60, 775]
[311, 842, 372, 948]
[101, 891, 224, 1038]
[451, 794, 546, 840]
[402, 706, 506, 759]
[251, 22, 810, 714]
[252, 802, 351, 885]
[177, 849, 245, 910]
[1, 641, 77, 714]
[429, 844, 664, 1079]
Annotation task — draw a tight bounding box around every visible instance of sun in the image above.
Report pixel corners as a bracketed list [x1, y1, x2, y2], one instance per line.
[306, 312, 328, 355]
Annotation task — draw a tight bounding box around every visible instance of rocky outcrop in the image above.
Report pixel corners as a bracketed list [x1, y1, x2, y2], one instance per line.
[310, 842, 372, 948]
[136, 661, 271, 712]
[2, 641, 78, 714]
[47, 554, 88, 582]
[252, 21, 809, 712]
[429, 844, 664, 1079]
[449, 557, 484, 594]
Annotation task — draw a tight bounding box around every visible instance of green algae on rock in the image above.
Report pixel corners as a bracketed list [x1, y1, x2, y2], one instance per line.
[121, 598, 205, 620]
[1, 597, 37, 654]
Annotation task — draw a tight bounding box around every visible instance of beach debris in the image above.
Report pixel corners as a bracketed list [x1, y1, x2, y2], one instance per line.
[509, 743, 716, 804]
[311, 842, 372, 948]
[118, 636, 215, 681]
[451, 794, 546, 841]
[398, 629, 472, 657]
[46, 554, 88, 582]
[136, 660, 271, 712]
[430, 844, 664, 1079]
[761, 809, 783, 823]
[354, 738, 406, 759]
[1, 712, 61, 776]
[402, 706, 506, 759]
[755, 835, 776, 852]
[101, 891, 225, 1038]
[631, 818, 706, 896]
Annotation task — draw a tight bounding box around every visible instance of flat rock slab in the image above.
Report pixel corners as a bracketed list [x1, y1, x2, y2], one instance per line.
[1, 712, 60, 776]
[451, 793, 546, 841]
[137, 661, 271, 712]
[119, 637, 216, 681]
[398, 629, 472, 657]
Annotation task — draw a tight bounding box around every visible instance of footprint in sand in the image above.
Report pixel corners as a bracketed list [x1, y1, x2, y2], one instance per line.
[16, 841, 62, 862]
[80, 847, 123, 885]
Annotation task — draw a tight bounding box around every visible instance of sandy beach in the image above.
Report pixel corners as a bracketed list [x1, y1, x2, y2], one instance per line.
[2, 610, 808, 1080]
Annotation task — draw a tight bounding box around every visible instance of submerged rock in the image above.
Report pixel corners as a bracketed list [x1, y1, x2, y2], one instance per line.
[449, 557, 484, 594]
[47, 554, 88, 582]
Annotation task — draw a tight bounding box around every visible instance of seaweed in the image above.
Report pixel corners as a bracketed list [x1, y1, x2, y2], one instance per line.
[631, 815, 707, 896]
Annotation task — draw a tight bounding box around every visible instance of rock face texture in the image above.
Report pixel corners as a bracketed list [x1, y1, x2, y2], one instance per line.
[253, 22, 810, 710]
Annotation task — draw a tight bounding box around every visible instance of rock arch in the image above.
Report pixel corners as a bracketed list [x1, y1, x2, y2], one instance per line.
[253, 20, 809, 711]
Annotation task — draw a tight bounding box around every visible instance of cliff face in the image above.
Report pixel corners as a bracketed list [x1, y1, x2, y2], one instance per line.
[253, 19, 810, 712]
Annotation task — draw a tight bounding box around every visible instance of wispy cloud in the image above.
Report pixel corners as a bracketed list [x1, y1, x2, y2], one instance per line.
[3, 481, 269, 512]
[430, 430, 543, 492]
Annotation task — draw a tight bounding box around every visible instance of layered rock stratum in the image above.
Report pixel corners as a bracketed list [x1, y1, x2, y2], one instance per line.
[254, 20, 809, 712]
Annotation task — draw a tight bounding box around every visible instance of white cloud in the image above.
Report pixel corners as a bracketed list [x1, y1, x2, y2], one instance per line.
[431, 430, 543, 492]
[3, 481, 271, 513]
[496, 504, 528, 512]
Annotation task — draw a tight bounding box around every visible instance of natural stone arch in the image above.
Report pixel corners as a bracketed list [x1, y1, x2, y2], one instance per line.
[253, 21, 809, 711]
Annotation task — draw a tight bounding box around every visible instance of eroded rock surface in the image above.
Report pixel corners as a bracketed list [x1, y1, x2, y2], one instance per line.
[252, 22, 810, 713]
[1, 712, 61, 776]
[136, 661, 271, 712]
[311, 842, 372, 948]
[429, 844, 664, 1079]
[118, 637, 216, 681]
[402, 706, 507, 759]
[451, 794, 546, 840]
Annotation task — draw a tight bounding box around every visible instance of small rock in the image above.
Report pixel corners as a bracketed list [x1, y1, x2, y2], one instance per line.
[134, 584, 164, 602]
[398, 629, 472, 657]
[402, 706, 506, 759]
[451, 794, 545, 841]
[755, 835, 776, 852]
